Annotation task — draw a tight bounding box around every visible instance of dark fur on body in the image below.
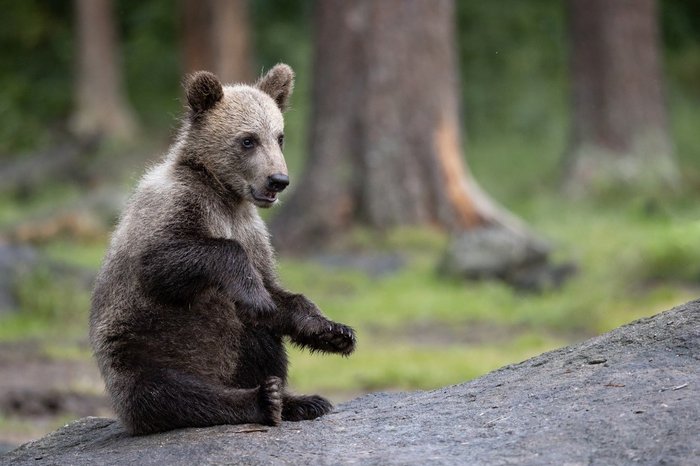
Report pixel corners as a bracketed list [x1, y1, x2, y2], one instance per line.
[90, 65, 355, 435]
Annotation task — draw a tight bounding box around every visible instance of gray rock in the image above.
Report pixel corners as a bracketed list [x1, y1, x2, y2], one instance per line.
[3, 300, 699, 465]
[313, 253, 405, 277]
[440, 227, 577, 292]
[441, 226, 550, 278]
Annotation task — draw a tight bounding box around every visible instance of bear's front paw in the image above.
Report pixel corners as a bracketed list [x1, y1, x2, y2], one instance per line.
[322, 322, 356, 355]
[294, 320, 357, 355]
[258, 376, 282, 426]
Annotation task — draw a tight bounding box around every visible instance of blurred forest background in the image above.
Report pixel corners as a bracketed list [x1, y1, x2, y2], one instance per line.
[1, 0, 700, 448]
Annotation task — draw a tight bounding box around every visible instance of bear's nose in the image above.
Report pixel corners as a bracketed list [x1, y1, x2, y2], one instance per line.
[267, 174, 290, 193]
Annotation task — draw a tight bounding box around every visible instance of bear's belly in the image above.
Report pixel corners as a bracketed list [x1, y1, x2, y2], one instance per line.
[106, 289, 243, 385]
[173, 288, 244, 382]
[231, 325, 287, 389]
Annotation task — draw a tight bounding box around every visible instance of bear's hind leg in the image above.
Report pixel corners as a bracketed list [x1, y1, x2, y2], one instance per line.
[282, 393, 333, 422]
[118, 369, 282, 435]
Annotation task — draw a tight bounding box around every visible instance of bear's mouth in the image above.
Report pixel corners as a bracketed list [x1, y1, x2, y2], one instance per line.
[249, 186, 278, 207]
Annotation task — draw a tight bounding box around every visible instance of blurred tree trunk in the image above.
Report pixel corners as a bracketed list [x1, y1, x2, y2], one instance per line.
[182, 0, 253, 84]
[72, 0, 136, 141]
[273, 0, 555, 285]
[564, 0, 678, 194]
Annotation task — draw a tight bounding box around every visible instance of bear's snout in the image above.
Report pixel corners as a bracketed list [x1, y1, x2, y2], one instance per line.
[267, 173, 290, 193]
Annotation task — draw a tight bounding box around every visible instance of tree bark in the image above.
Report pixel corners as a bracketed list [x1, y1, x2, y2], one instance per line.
[564, 0, 678, 194]
[182, 0, 253, 84]
[273, 0, 552, 283]
[72, 0, 136, 141]
[182, 0, 212, 76]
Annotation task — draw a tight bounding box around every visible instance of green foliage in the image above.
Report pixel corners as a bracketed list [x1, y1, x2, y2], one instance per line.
[0, 0, 73, 154]
[2, 0, 699, 179]
[11, 267, 89, 327]
[42, 240, 108, 269]
[251, 0, 313, 179]
[0, 186, 82, 229]
[1, 0, 700, 398]
[277, 196, 700, 393]
[118, 0, 181, 129]
[456, 0, 568, 143]
[669, 93, 700, 185]
[288, 337, 561, 394]
[2, 191, 700, 394]
[0, 263, 90, 342]
[635, 221, 700, 282]
[662, 0, 700, 55]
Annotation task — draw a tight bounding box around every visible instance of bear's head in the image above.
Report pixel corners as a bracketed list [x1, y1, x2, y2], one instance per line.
[183, 64, 295, 208]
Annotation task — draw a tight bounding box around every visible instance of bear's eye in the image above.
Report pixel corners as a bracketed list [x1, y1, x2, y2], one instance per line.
[241, 137, 256, 150]
[277, 135, 285, 148]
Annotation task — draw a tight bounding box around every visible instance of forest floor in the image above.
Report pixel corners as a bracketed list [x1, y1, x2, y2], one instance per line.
[0, 340, 108, 447]
[5, 301, 699, 465]
[2, 144, 700, 448]
[0, 316, 590, 447]
[1, 226, 697, 447]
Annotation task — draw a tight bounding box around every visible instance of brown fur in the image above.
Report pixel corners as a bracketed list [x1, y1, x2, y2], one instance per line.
[89, 65, 355, 435]
[254, 64, 294, 112]
[185, 71, 224, 118]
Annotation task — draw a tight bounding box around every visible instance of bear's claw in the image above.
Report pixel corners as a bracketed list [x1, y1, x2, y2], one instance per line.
[296, 320, 356, 355]
[322, 323, 356, 355]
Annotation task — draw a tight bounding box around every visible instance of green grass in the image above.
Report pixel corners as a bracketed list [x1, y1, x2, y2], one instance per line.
[279, 203, 700, 336]
[41, 240, 107, 269]
[0, 266, 91, 342]
[277, 196, 700, 395]
[0, 413, 76, 445]
[0, 185, 83, 229]
[2, 196, 699, 394]
[1, 131, 700, 396]
[288, 333, 565, 396]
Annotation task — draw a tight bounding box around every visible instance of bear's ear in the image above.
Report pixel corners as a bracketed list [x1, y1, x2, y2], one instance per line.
[184, 71, 224, 118]
[256, 64, 295, 112]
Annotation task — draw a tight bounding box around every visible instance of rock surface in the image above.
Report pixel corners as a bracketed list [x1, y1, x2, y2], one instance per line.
[439, 226, 576, 291]
[3, 300, 699, 465]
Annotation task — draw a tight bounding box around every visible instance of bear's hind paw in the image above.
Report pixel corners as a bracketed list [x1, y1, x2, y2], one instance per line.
[258, 376, 283, 426]
[282, 394, 333, 422]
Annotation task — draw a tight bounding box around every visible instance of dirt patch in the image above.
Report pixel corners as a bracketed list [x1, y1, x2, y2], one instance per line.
[0, 340, 110, 446]
[0, 389, 108, 418]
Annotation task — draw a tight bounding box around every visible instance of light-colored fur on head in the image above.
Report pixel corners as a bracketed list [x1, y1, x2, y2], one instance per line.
[255, 64, 295, 112]
[179, 66, 294, 208]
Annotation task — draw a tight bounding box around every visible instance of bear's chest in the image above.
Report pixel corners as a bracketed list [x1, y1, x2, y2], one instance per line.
[208, 205, 272, 272]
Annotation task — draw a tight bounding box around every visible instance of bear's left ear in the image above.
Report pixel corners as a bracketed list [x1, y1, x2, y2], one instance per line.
[184, 71, 224, 119]
[256, 64, 295, 112]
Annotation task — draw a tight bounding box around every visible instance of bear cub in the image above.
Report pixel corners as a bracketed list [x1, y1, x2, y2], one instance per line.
[90, 64, 356, 435]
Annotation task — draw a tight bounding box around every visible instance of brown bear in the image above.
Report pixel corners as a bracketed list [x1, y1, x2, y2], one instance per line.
[89, 64, 356, 435]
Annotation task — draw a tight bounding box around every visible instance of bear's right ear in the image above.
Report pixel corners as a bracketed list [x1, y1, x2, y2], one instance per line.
[256, 64, 295, 112]
[184, 71, 224, 119]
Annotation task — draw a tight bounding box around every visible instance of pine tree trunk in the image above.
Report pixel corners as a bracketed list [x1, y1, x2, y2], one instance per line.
[72, 0, 136, 141]
[182, 0, 212, 75]
[564, 0, 678, 194]
[273, 0, 553, 284]
[182, 0, 253, 84]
